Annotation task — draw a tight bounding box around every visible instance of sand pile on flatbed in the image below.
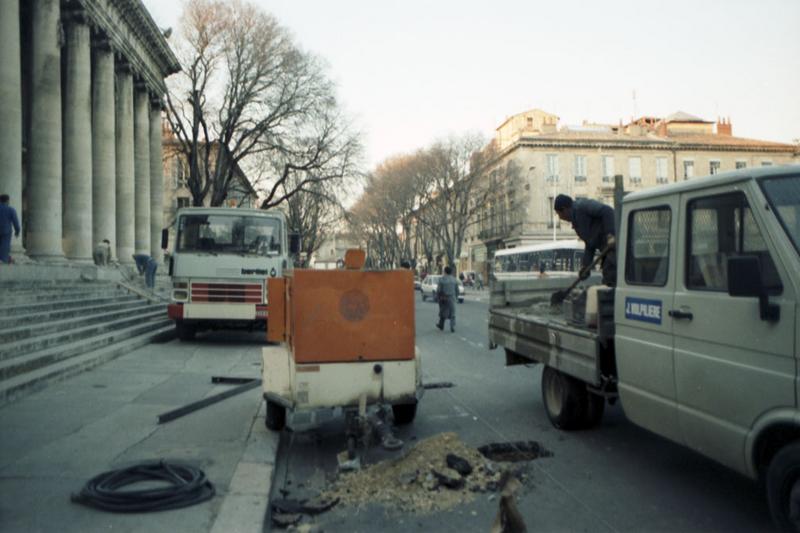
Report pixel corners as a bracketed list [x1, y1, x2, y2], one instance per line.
[325, 432, 503, 514]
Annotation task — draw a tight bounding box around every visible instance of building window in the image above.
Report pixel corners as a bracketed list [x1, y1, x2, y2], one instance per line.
[656, 157, 668, 184]
[683, 160, 694, 180]
[546, 154, 559, 182]
[735, 160, 747, 169]
[177, 197, 190, 209]
[526, 117, 533, 128]
[709, 160, 721, 175]
[629, 157, 642, 184]
[574, 155, 587, 182]
[762, 161, 773, 167]
[602, 155, 614, 182]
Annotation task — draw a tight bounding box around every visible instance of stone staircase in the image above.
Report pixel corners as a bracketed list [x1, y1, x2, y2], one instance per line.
[0, 279, 174, 405]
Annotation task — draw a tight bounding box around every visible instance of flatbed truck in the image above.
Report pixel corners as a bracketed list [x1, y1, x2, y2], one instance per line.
[489, 165, 800, 531]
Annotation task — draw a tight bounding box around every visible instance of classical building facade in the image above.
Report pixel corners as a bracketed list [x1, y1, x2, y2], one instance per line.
[465, 108, 799, 278]
[0, 0, 180, 264]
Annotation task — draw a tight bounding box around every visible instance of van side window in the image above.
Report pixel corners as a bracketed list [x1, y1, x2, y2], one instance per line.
[686, 192, 782, 293]
[625, 207, 671, 286]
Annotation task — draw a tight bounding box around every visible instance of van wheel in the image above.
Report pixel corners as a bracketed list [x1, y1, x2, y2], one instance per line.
[176, 321, 195, 341]
[392, 403, 417, 425]
[582, 392, 605, 429]
[421, 292, 427, 302]
[767, 442, 800, 531]
[265, 400, 286, 431]
[541, 366, 586, 430]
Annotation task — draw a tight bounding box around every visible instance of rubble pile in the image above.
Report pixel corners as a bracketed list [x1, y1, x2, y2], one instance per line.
[325, 432, 505, 514]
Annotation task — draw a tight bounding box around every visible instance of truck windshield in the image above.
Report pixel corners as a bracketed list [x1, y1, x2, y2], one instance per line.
[177, 214, 282, 256]
[761, 174, 800, 256]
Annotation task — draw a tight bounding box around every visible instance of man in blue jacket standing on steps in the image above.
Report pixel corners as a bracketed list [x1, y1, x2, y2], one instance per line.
[0, 194, 21, 264]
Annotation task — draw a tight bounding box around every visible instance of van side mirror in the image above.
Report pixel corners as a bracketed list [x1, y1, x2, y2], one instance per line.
[289, 233, 301, 255]
[161, 228, 169, 250]
[728, 256, 780, 322]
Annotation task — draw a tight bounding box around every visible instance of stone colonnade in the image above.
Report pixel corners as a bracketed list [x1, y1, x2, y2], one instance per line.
[0, 0, 178, 264]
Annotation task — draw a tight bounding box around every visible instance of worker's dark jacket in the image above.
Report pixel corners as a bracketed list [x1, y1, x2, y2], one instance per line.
[436, 275, 458, 320]
[571, 199, 616, 284]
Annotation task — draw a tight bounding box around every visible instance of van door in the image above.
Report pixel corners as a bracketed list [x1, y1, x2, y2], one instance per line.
[615, 196, 682, 443]
[672, 184, 796, 474]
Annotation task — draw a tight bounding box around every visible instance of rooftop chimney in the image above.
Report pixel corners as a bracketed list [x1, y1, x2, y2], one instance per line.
[716, 117, 732, 136]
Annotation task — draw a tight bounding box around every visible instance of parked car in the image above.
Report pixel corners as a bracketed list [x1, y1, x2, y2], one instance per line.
[414, 277, 421, 291]
[420, 275, 465, 303]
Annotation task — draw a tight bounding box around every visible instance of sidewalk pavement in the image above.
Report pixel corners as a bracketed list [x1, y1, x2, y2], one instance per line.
[0, 331, 278, 533]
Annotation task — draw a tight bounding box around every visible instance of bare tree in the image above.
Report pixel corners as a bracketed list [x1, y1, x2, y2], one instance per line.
[164, 0, 361, 207]
[412, 134, 496, 270]
[282, 176, 347, 267]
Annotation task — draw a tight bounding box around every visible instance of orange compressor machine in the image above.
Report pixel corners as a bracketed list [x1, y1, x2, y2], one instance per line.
[261, 250, 423, 435]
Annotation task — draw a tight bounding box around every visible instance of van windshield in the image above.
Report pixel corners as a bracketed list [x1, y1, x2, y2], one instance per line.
[177, 214, 282, 256]
[761, 174, 800, 256]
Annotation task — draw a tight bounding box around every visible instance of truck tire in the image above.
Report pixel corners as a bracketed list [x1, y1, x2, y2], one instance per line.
[175, 321, 196, 341]
[421, 292, 427, 302]
[582, 392, 605, 429]
[392, 402, 417, 425]
[541, 366, 586, 430]
[767, 442, 800, 532]
[265, 400, 286, 431]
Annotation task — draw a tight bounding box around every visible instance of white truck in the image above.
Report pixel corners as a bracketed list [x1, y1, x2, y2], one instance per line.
[165, 207, 294, 340]
[489, 165, 800, 530]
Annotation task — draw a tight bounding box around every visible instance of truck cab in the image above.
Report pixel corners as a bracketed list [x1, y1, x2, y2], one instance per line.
[616, 165, 800, 528]
[166, 207, 290, 340]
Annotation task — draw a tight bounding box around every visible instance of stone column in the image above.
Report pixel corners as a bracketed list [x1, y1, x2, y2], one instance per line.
[0, 0, 26, 257]
[92, 43, 116, 260]
[115, 65, 135, 264]
[27, 0, 64, 261]
[62, 15, 93, 262]
[133, 86, 151, 255]
[149, 103, 164, 262]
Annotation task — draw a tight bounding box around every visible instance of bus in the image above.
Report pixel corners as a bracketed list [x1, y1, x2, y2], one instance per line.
[165, 207, 293, 341]
[492, 239, 585, 281]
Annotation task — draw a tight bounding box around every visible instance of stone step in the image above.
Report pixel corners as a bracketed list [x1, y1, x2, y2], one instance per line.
[0, 301, 162, 345]
[2, 293, 142, 318]
[0, 315, 173, 383]
[0, 307, 167, 360]
[2, 285, 128, 304]
[0, 320, 175, 406]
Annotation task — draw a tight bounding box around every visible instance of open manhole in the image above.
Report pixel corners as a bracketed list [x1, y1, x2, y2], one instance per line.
[478, 441, 552, 462]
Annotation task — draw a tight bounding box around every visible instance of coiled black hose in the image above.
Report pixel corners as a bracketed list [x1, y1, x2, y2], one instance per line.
[71, 460, 215, 512]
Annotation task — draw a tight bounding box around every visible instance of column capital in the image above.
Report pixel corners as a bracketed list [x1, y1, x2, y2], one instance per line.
[62, 7, 89, 26]
[115, 55, 132, 74]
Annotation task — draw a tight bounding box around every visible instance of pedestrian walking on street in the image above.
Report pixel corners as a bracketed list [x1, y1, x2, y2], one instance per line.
[436, 266, 458, 332]
[0, 194, 21, 264]
[554, 194, 617, 286]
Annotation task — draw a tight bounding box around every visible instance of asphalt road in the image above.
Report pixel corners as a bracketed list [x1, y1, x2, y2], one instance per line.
[269, 289, 774, 532]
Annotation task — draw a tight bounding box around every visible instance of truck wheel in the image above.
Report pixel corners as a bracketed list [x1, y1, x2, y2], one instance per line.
[767, 442, 800, 532]
[421, 292, 427, 302]
[175, 321, 195, 341]
[541, 366, 586, 430]
[582, 392, 605, 429]
[392, 402, 417, 425]
[265, 400, 286, 431]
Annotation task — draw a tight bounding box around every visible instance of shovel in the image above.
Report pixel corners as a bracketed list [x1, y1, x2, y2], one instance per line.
[550, 244, 613, 306]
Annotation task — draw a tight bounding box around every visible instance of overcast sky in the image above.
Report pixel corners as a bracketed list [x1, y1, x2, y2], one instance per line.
[143, 0, 800, 169]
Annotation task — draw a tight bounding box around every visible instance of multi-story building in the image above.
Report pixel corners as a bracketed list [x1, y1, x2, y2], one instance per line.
[466, 108, 798, 279]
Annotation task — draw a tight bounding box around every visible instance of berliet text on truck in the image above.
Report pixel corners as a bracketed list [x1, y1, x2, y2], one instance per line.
[489, 165, 800, 531]
[165, 207, 292, 341]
